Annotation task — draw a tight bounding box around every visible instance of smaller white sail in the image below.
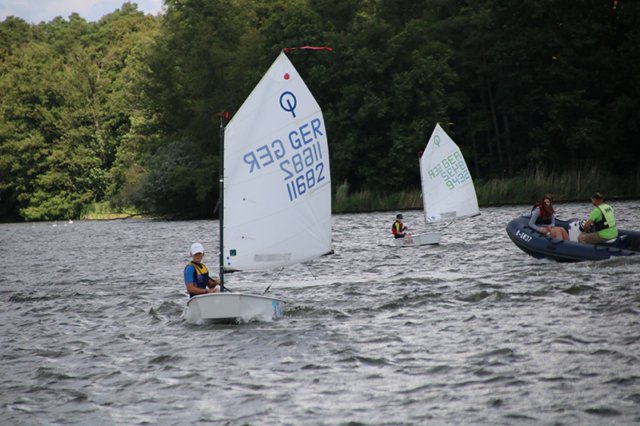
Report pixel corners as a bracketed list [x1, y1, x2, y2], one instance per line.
[420, 124, 479, 223]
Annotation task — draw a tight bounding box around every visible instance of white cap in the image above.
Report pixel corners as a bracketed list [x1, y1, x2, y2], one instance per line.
[190, 242, 204, 255]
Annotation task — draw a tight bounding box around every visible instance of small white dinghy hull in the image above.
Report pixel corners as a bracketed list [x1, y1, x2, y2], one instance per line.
[393, 232, 441, 247]
[185, 293, 285, 324]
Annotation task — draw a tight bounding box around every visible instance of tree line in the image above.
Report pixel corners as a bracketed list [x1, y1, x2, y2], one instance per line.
[1, 0, 638, 222]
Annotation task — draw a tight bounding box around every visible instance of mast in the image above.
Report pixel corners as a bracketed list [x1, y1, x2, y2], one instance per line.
[218, 112, 226, 292]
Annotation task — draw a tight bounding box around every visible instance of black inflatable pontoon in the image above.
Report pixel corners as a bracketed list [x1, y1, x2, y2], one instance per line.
[506, 216, 640, 262]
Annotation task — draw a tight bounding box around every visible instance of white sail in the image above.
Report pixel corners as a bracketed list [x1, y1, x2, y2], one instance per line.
[420, 123, 479, 223]
[223, 51, 332, 271]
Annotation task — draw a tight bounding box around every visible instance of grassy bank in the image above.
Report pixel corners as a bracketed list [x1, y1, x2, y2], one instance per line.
[333, 168, 640, 214]
[78, 169, 639, 219]
[80, 202, 144, 220]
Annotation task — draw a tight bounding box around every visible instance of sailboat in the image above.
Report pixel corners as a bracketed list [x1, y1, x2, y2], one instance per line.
[185, 51, 333, 324]
[394, 123, 479, 247]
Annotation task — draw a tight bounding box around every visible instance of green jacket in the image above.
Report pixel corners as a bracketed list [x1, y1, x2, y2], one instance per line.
[588, 203, 618, 240]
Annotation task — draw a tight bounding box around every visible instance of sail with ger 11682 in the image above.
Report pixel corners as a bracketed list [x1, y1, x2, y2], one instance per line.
[185, 50, 333, 324]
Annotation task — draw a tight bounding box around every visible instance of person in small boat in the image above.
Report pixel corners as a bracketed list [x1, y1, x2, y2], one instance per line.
[184, 242, 220, 297]
[391, 214, 407, 238]
[529, 195, 569, 240]
[578, 192, 618, 244]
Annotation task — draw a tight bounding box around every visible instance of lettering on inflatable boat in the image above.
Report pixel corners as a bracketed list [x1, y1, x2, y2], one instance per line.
[515, 229, 532, 243]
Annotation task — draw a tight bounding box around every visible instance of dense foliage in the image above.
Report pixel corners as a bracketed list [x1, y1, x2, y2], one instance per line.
[1, 0, 639, 221]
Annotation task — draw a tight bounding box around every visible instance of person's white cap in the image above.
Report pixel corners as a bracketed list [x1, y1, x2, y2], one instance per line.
[190, 242, 204, 255]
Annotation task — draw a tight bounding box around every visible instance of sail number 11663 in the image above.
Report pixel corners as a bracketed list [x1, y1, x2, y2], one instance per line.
[281, 140, 326, 201]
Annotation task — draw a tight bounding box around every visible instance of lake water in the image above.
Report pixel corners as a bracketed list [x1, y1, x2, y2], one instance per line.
[1, 201, 639, 425]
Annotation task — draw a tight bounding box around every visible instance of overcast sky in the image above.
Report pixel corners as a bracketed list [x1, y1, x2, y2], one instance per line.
[0, 0, 164, 24]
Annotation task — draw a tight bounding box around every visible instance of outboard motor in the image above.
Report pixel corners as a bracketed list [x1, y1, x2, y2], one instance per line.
[568, 220, 582, 242]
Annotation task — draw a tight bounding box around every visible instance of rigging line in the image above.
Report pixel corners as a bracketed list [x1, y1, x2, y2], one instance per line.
[262, 267, 285, 294]
[440, 219, 456, 231]
[305, 263, 318, 279]
[439, 211, 481, 232]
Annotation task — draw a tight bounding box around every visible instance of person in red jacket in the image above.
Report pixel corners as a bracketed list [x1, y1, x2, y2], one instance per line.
[528, 195, 569, 240]
[391, 214, 407, 239]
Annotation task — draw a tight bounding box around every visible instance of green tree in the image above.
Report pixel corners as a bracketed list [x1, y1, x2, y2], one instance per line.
[0, 5, 161, 221]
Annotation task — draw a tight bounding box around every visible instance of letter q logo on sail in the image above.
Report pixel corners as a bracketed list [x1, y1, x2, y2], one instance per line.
[434, 135, 441, 148]
[280, 91, 297, 118]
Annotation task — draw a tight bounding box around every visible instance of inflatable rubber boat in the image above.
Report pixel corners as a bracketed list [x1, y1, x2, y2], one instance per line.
[506, 216, 640, 262]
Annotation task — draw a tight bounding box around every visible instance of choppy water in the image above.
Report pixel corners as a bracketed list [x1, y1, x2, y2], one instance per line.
[1, 201, 640, 425]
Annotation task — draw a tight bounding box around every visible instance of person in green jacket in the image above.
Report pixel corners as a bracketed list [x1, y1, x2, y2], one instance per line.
[578, 192, 618, 244]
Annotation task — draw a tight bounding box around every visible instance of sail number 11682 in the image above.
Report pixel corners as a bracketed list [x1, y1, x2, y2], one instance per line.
[280, 140, 326, 201]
